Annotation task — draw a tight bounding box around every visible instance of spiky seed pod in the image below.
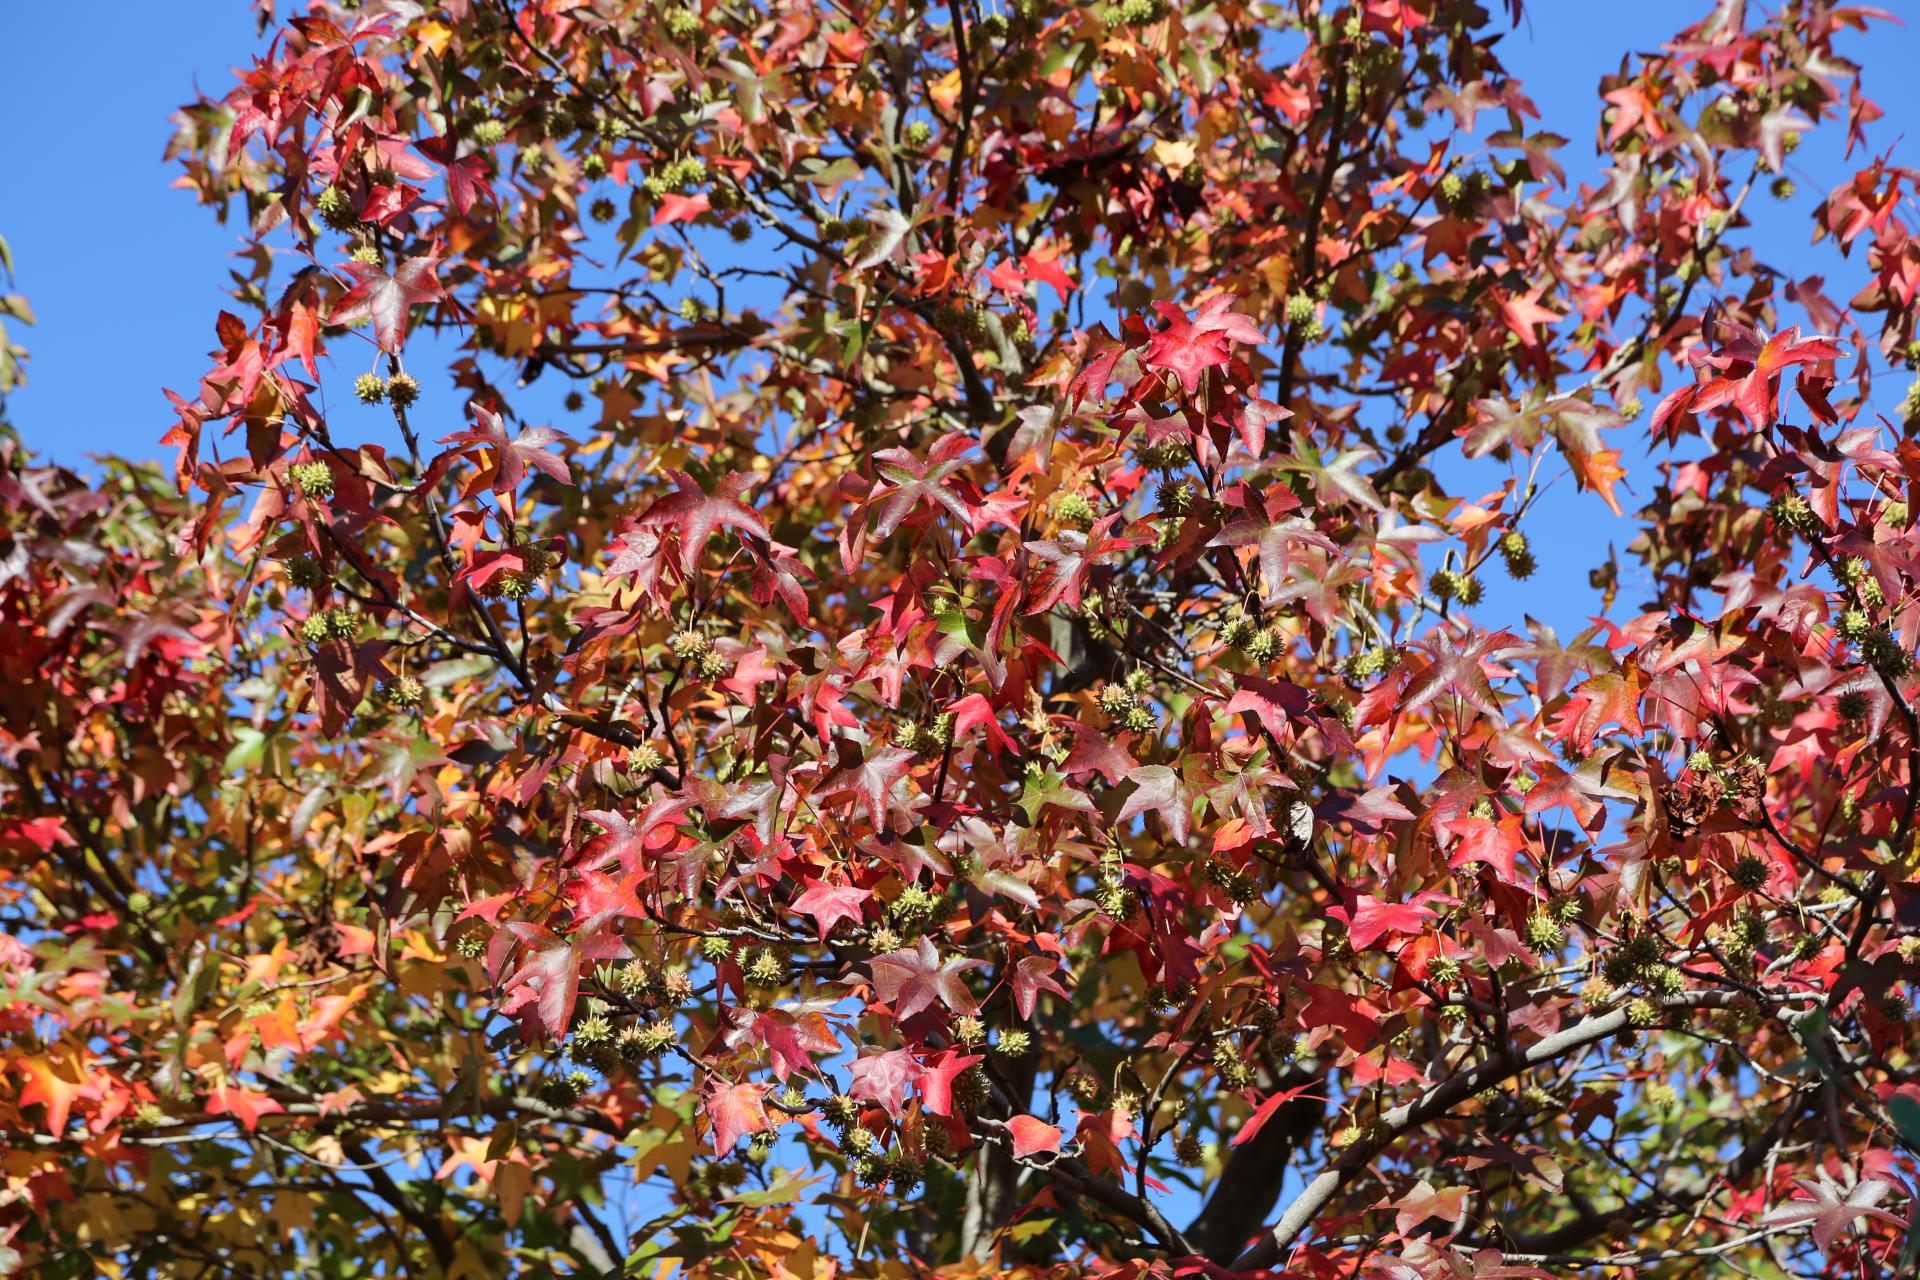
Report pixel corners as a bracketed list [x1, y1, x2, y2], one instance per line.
[1500, 530, 1536, 579]
[1055, 493, 1095, 528]
[1838, 609, 1872, 642]
[1524, 913, 1565, 951]
[953, 1065, 991, 1112]
[1456, 573, 1483, 606]
[291, 462, 334, 499]
[745, 948, 787, 987]
[1837, 690, 1870, 721]
[573, 1042, 619, 1074]
[1643, 1081, 1680, 1113]
[668, 629, 711, 661]
[1766, 492, 1823, 536]
[1344, 647, 1388, 682]
[636, 1019, 676, 1055]
[1625, 998, 1662, 1028]
[383, 676, 426, 711]
[905, 121, 933, 147]
[626, 743, 665, 774]
[1243, 626, 1283, 663]
[1430, 568, 1462, 601]
[953, 1015, 986, 1046]
[316, 185, 357, 230]
[891, 886, 937, 925]
[473, 119, 508, 146]
[354, 372, 389, 404]
[995, 1029, 1031, 1058]
[350, 244, 382, 265]
[1122, 704, 1157, 735]
[1729, 854, 1769, 891]
[1427, 956, 1461, 987]
[699, 935, 735, 963]
[1580, 977, 1616, 1008]
[455, 931, 488, 959]
[385, 372, 420, 407]
[1173, 1132, 1203, 1164]
[1865, 628, 1912, 679]
[1156, 478, 1196, 515]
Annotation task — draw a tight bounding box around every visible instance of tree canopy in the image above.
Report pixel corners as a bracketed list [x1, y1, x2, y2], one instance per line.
[4, 0, 1920, 1276]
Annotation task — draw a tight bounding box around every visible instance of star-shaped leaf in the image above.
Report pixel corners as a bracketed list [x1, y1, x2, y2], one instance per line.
[868, 937, 984, 1020]
[329, 254, 445, 352]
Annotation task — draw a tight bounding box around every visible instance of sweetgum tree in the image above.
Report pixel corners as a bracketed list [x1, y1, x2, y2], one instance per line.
[5, 0, 1920, 1274]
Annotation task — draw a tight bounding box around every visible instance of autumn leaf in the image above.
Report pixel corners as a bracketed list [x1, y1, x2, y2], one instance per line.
[205, 1083, 287, 1134]
[633, 470, 771, 572]
[847, 1048, 922, 1119]
[1005, 1114, 1064, 1159]
[790, 877, 870, 940]
[868, 937, 985, 1020]
[437, 406, 572, 497]
[328, 254, 445, 352]
[705, 1080, 772, 1152]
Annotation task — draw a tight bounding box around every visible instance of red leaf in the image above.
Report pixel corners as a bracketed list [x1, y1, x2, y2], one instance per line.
[869, 936, 985, 1020]
[438, 406, 572, 498]
[847, 1048, 922, 1119]
[1229, 1079, 1324, 1147]
[790, 877, 871, 940]
[633, 470, 770, 572]
[1006, 1113, 1063, 1159]
[705, 1079, 772, 1152]
[1010, 954, 1071, 1020]
[328, 254, 445, 353]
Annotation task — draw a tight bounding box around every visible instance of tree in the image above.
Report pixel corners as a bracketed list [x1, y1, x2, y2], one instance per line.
[4, 0, 1920, 1275]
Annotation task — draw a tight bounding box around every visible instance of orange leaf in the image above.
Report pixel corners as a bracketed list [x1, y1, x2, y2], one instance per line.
[206, 1083, 287, 1133]
[16, 1053, 90, 1137]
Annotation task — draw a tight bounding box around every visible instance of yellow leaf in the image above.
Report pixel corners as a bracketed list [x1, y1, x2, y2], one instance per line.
[1151, 137, 1197, 169]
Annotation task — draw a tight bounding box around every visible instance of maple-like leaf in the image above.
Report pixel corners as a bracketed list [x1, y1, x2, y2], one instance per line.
[1388, 1179, 1473, 1236]
[917, 1051, 982, 1117]
[1010, 954, 1072, 1019]
[1142, 295, 1264, 393]
[498, 915, 631, 1040]
[1760, 1169, 1906, 1254]
[416, 134, 493, 216]
[1330, 893, 1439, 951]
[1230, 1078, 1324, 1148]
[819, 746, 918, 829]
[15, 1054, 90, 1136]
[1116, 765, 1193, 844]
[206, 1083, 287, 1134]
[1006, 1113, 1064, 1159]
[790, 877, 870, 940]
[438, 407, 571, 497]
[847, 1048, 922, 1119]
[867, 434, 977, 538]
[868, 937, 984, 1020]
[579, 798, 695, 879]
[633, 470, 770, 572]
[705, 1080, 772, 1152]
[1021, 516, 1146, 616]
[328, 254, 444, 352]
[1400, 629, 1521, 723]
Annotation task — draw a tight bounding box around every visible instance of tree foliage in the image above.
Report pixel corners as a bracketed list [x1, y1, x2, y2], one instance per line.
[6, 0, 1920, 1276]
